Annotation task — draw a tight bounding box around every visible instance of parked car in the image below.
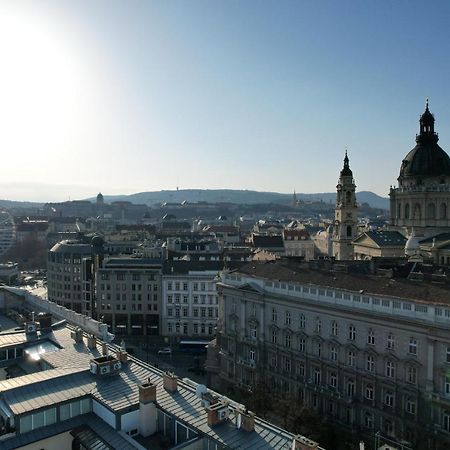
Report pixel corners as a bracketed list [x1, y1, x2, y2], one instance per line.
[157, 347, 172, 355]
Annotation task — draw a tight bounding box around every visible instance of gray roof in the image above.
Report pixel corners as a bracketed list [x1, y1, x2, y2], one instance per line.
[1, 413, 138, 450]
[0, 324, 303, 449]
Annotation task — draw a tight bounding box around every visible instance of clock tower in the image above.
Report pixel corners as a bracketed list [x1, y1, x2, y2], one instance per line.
[332, 151, 358, 260]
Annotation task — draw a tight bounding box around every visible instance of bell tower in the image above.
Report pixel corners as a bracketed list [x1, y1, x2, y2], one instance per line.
[332, 151, 358, 260]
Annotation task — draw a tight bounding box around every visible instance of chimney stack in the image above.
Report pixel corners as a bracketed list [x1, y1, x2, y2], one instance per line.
[117, 349, 128, 364]
[206, 400, 229, 427]
[139, 382, 157, 437]
[163, 372, 178, 393]
[101, 342, 108, 356]
[87, 335, 97, 350]
[240, 409, 255, 432]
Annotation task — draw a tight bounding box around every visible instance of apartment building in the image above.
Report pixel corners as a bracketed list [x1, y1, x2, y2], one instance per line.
[161, 260, 223, 339]
[211, 259, 450, 449]
[95, 256, 163, 336]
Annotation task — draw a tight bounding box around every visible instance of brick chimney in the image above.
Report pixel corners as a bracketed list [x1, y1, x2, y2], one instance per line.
[139, 382, 157, 437]
[163, 372, 178, 393]
[206, 401, 229, 427]
[117, 349, 128, 364]
[240, 409, 255, 432]
[101, 342, 108, 356]
[87, 335, 97, 350]
[293, 435, 319, 450]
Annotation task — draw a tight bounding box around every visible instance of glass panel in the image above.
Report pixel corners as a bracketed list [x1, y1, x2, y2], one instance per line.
[45, 408, 56, 425]
[71, 400, 81, 417]
[20, 415, 33, 433]
[33, 411, 45, 429]
[60, 403, 71, 421]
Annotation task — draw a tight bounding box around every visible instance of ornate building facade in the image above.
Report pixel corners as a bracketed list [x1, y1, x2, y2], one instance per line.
[332, 152, 358, 260]
[389, 101, 450, 237]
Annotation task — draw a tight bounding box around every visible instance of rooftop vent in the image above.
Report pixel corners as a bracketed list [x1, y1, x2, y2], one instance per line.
[90, 355, 121, 377]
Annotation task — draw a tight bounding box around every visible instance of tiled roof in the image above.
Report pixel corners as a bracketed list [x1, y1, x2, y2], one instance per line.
[230, 260, 450, 305]
[355, 231, 407, 247]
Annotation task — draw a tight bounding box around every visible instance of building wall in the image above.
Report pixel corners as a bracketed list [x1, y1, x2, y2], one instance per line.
[161, 272, 219, 338]
[95, 266, 161, 336]
[215, 273, 450, 448]
[47, 242, 92, 314]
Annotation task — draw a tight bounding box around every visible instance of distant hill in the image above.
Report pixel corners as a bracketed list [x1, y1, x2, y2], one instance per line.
[91, 189, 389, 210]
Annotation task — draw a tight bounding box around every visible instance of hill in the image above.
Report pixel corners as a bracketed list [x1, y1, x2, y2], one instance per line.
[91, 189, 389, 210]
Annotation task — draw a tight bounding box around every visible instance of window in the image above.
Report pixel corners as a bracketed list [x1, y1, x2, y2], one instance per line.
[330, 345, 338, 361]
[384, 419, 394, 436]
[347, 379, 355, 397]
[366, 355, 375, 373]
[331, 321, 338, 336]
[272, 308, 277, 322]
[407, 366, 417, 384]
[408, 338, 418, 355]
[183, 282, 188, 291]
[250, 326, 257, 340]
[384, 390, 394, 407]
[299, 314, 306, 329]
[329, 371, 337, 388]
[364, 412, 373, 429]
[316, 318, 322, 334]
[271, 330, 277, 344]
[285, 311, 291, 325]
[314, 368, 321, 385]
[298, 338, 305, 353]
[175, 282, 180, 290]
[387, 333, 395, 350]
[367, 330, 375, 345]
[445, 375, 450, 395]
[447, 347, 450, 363]
[347, 350, 355, 367]
[365, 383, 374, 400]
[406, 397, 416, 415]
[285, 333, 291, 348]
[249, 349, 255, 362]
[348, 325, 356, 341]
[386, 360, 395, 378]
[167, 308, 173, 317]
[443, 410, 450, 432]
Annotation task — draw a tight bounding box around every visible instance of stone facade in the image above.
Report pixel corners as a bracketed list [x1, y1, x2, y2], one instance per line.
[212, 262, 450, 449]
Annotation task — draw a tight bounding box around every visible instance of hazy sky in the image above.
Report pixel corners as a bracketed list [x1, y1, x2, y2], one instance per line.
[1, 1, 450, 202]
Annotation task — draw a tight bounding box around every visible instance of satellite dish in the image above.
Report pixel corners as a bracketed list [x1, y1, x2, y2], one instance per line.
[195, 384, 207, 398]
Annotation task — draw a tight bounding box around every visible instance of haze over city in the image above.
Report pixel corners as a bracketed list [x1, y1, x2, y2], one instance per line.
[1, 0, 450, 201]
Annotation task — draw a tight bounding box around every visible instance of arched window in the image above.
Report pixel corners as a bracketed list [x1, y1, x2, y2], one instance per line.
[440, 203, 447, 220]
[345, 191, 351, 204]
[397, 203, 401, 219]
[405, 203, 410, 219]
[413, 203, 421, 220]
[427, 203, 436, 219]
[346, 225, 352, 237]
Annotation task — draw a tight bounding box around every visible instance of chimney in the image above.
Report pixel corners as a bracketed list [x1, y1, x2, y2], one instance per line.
[102, 342, 108, 356]
[139, 382, 156, 403]
[163, 372, 178, 393]
[87, 335, 97, 350]
[71, 327, 83, 343]
[240, 409, 255, 432]
[139, 382, 157, 437]
[117, 349, 128, 364]
[292, 435, 319, 450]
[206, 400, 229, 427]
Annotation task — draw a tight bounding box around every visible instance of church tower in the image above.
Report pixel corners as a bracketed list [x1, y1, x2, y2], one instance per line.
[332, 151, 358, 260]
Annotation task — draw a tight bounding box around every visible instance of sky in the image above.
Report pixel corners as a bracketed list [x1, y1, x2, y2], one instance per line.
[1, 0, 450, 202]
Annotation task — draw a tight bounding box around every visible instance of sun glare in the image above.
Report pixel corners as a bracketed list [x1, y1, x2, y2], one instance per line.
[0, 9, 82, 155]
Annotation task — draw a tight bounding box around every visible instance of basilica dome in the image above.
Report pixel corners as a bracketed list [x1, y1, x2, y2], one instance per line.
[399, 101, 450, 180]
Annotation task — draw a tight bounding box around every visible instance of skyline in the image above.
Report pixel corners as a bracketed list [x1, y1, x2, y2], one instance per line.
[2, 1, 450, 202]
